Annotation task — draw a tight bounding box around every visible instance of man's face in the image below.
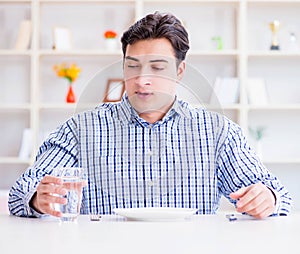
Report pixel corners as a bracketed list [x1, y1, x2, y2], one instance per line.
[123, 38, 185, 115]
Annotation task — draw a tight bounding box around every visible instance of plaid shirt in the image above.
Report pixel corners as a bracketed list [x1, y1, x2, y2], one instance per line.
[9, 96, 292, 217]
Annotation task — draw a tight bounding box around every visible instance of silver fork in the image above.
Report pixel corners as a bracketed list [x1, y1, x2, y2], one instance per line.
[89, 214, 101, 221]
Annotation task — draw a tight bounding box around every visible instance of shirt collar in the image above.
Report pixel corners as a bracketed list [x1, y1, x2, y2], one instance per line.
[118, 94, 192, 125]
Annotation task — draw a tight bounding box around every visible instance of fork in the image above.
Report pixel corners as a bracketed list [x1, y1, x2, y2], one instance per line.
[89, 214, 101, 221]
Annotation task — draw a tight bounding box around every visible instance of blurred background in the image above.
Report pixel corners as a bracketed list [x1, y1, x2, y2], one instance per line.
[0, 0, 299, 214]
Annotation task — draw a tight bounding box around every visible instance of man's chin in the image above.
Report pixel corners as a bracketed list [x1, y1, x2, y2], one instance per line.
[128, 95, 175, 115]
[133, 105, 161, 115]
[131, 102, 172, 116]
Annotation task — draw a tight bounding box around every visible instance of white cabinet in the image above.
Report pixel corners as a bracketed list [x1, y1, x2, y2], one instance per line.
[0, 1, 299, 207]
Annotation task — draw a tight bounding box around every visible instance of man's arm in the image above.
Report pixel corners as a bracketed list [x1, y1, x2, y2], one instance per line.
[216, 119, 292, 218]
[8, 118, 78, 217]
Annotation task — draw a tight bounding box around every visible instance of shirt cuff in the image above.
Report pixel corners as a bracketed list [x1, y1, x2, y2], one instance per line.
[267, 187, 281, 216]
[24, 189, 47, 218]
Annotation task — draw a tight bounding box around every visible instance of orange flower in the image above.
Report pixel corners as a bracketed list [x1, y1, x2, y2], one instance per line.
[104, 30, 117, 39]
[53, 63, 81, 83]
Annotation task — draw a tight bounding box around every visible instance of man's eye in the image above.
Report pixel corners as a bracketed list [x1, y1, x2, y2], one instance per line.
[152, 66, 165, 71]
[127, 65, 140, 68]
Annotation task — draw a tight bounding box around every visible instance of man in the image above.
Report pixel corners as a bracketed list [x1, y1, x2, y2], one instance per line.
[9, 12, 291, 219]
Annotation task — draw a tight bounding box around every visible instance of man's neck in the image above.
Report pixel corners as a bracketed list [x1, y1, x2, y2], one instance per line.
[139, 111, 166, 124]
[138, 100, 175, 124]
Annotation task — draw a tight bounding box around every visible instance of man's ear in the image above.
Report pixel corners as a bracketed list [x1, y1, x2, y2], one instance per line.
[177, 61, 186, 81]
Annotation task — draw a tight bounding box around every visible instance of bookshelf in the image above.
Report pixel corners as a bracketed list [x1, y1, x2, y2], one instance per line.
[0, 0, 300, 209]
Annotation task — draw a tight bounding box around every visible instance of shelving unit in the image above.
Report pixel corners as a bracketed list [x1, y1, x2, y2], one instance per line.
[1, 0, 299, 208]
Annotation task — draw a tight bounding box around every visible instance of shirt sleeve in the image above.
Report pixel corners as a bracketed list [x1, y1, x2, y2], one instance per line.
[216, 118, 292, 216]
[8, 117, 79, 217]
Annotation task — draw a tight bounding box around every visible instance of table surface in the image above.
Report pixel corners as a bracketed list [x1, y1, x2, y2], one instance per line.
[1, 212, 300, 254]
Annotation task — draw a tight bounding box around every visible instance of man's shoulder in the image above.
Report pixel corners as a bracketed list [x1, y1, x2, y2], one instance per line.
[78, 102, 119, 118]
[69, 103, 123, 126]
[179, 101, 225, 123]
[179, 101, 241, 133]
[183, 104, 245, 146]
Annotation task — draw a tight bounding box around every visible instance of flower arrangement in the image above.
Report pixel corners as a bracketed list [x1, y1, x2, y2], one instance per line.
[53, 63, 81, 83]
[53, 63, 81, 103]
[104, 30, 117, 39]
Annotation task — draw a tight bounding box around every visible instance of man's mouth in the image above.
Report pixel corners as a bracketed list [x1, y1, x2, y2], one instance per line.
[135, 91, 153, 99]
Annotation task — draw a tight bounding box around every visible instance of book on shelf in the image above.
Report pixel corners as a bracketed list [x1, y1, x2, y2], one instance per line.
[52, 26, 73, 50]
[209, 77, 240, 105]
[247, 78, 269, 105]
[18, 128, 33, 160]
[14, 20, 32, 50]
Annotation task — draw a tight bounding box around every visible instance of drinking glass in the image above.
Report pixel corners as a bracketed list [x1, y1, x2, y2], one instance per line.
[52, 167, 85, 222]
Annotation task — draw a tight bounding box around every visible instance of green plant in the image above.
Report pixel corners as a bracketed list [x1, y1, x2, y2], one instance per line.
[249, 126, 266, 141]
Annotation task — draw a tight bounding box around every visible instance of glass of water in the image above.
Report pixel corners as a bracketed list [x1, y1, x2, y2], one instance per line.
[52, 167, 85, 222]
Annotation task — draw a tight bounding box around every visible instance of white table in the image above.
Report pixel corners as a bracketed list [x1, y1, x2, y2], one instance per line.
[0, 212, 299, 254]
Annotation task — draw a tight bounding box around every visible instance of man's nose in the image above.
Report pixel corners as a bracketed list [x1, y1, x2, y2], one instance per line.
[135, 74, 152, 86]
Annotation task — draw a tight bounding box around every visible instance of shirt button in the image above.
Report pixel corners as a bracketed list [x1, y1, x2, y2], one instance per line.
[147, 150, 153, 156]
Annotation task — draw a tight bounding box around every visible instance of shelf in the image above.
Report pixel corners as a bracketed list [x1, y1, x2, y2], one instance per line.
[247, 0, 300, 4]
[247, 104, 300, 110]
[143, 0, 240, 3]
[39, 103, 77, 110]
[0, 0, 31, 3]
[189, 50, 239, 56]
[0, 50, 32, 56]
[0, 157, 30, 164]
[248, 51, 300, 57]
[39, 49, 123, 57]
[39, 103, 97, 110]
[0, 104, 31, 110]
[204, 104, 241, 110]
[263, 159, 300, 164]
[39, 0, 134, 3]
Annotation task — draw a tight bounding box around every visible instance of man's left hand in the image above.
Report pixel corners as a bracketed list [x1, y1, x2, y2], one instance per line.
[230, 182, 276, 219]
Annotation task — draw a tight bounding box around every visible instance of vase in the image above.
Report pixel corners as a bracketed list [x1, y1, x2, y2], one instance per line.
[66, 83, 76, 103]
[105, 38, 118, 51]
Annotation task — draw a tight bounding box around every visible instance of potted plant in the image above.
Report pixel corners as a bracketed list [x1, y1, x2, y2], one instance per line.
[104, 30, 118, 51]
[249, 126, 266, 159]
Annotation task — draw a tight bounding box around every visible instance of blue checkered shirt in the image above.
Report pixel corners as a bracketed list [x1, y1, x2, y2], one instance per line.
[9, 96, 292, 217]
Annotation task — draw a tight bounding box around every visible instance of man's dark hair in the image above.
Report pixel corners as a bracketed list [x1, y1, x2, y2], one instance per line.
[121, 11, 190, 63]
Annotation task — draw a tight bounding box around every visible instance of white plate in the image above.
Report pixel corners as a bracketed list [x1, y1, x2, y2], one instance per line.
[113, 207, 198, 221]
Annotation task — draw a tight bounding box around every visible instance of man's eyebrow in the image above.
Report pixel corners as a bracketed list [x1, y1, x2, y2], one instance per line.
[125, 56, 139, 62]
[149, 59, 169, 63]
[125, 56, 169, 63]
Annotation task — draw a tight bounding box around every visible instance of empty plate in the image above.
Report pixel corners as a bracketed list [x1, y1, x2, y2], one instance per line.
[113, 207, 198, 221]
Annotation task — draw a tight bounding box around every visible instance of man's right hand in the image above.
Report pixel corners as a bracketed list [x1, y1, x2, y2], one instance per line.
[30, 175, 68, 217]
